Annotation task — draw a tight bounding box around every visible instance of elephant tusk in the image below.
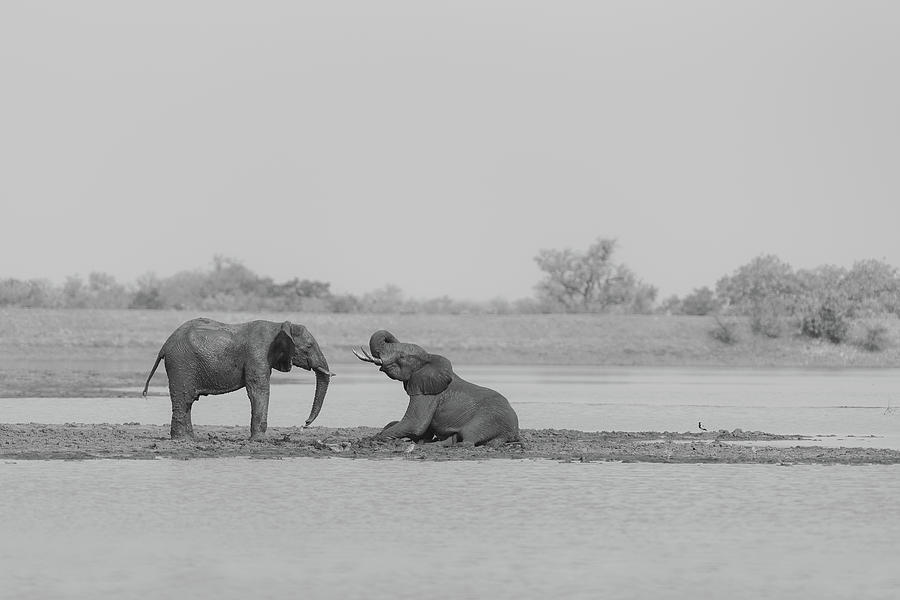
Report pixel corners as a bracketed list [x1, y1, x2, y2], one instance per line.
[315, 367, 337, 377]
[362, 346, 383, 364]
[352, 346, 382, 365]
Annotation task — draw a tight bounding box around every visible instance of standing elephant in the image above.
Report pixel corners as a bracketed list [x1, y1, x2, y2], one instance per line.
[142, 318, 333, 440]
[352, 330, 519, 447]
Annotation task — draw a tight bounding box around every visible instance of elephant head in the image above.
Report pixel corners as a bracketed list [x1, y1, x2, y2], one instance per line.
[354, 330, 452, 396]
[269, 321, 332, 426]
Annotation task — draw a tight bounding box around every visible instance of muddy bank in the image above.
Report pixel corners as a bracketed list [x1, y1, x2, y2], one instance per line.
[2, 423, 899, 464]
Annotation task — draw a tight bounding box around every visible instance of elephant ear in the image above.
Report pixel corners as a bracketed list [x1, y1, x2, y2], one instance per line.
[267, 321, 295, 373]
[405, 354, 453, 396]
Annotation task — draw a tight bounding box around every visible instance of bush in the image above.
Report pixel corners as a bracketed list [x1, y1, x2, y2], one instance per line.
[801, 304, 850, 344]
[657, 295, 682, 315]
[749, 302, 785, 338]
[533, 237, 657, 313]
[710, 317, 739, 344]
[0, 278, 57, 307]
[717, 255, 802, 316]
[682, 287, 722, 316]
[858, 324, 890, 352]
[129, 287, 165, 309]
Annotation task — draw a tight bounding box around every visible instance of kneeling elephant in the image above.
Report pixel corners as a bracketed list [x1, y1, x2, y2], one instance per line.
[353, 330, 519, 447]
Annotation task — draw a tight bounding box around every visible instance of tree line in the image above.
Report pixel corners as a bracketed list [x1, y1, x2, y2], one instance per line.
[2, 241, 899, 335]
[0, 255, 532, 314]
[668, 254, 900, 345]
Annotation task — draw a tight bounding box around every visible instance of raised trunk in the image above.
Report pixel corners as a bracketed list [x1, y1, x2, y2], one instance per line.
[304, 368, 330, 426]
[369, 330, 399, 358]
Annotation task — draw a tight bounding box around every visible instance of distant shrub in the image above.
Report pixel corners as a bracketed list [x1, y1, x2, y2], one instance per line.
[129, 287, 165, 309]
[657, 295, 682, 315]
[128, 273, 166, 309]
[858, 323, 890, 352]
[801, 303, 850, 344]
[0, 278, 57, 307]
[327, 294, 362, 313]
[842, 259, 900, 316]
[533, 237, 658, 313]
[749, 302, 785, 338]
[710, 317, 739, 345]
[681, 287, 722, 316]
[717, 255, 802, 317]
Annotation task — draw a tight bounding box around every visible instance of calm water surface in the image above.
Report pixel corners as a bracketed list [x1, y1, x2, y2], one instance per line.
[1, 459, 899, 600]
[4, 364, 899, 448]
[4, 367, 900, 599]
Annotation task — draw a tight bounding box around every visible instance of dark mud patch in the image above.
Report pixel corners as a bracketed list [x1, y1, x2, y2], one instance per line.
[2, 424, 899, 464]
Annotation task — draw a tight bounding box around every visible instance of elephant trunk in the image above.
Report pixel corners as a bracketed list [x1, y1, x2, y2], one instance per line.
[304, 363, 331, 427]
[369, 330, 399, 358]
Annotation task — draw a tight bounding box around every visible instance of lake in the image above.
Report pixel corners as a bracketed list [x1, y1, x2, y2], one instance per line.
[3, 366, 900, 599]
[1, 459, 899, 599]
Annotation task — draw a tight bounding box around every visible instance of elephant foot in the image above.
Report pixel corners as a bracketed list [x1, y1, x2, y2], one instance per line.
[435, 434, 482, 448]
[249, 417, 268, 441]
[170, 408, 195, 440]
[434, 434, 461, 447]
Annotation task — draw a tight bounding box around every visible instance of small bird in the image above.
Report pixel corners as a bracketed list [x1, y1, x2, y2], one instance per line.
[698, 421, 707, 431]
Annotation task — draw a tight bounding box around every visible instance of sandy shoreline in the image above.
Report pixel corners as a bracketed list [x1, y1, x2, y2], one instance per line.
[3, 423, 899, 464]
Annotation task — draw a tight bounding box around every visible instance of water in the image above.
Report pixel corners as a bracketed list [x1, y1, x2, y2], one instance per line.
[4, 367, 900, 599]
[1, 459, 898, 600]
[4, 364, 899, 448]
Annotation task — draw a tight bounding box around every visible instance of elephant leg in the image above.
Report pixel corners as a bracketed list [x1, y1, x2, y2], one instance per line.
[418, 426, 437, 443]
[170, 387, 198, 440]
[380, 421, 438, 443]
[433, 433, 461, 447]
[374, 397, 438, 442]
[455, 418, 500, 447]
[247, 381, 270, 440]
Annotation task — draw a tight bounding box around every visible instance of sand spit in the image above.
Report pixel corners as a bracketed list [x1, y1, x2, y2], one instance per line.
[2, 424, 899, 464]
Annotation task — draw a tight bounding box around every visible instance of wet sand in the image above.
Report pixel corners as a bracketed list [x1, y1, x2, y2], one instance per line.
[3, 423, 899, 464]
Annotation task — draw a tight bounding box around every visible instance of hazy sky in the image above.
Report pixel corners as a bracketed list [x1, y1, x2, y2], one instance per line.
[2, 1, 898, 301]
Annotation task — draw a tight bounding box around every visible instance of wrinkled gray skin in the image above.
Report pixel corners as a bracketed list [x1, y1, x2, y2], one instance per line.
[143, 318, 331, 440]
[353, 330, 519, 447]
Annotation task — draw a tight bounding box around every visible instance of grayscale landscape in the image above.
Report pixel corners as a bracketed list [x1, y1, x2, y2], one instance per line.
[2, 1, 899, 599]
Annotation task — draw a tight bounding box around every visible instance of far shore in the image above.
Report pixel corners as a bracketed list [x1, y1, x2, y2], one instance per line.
[2, 308, 899, 398]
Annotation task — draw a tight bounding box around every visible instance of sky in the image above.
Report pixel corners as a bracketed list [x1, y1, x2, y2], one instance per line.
[2, 1, 899, 302]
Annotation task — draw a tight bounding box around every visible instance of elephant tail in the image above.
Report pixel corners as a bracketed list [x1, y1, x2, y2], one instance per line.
[142, 349, 165, 397]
